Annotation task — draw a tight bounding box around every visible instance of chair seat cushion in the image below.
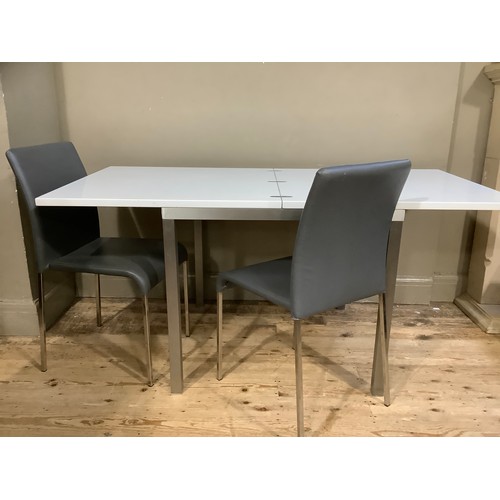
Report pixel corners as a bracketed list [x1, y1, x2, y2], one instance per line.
[217, 256, 292, 311]
[49, 237, 187, 295]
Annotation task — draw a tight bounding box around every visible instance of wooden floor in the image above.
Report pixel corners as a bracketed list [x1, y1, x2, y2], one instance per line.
[1, 298, 500, 437]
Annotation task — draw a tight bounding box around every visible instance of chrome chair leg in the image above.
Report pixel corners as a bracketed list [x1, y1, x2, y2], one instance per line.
[216, 290, 223, 380]
[37, 273, 47, 372]
[182, 260, 190, 337]
[293, 319, 305, 437]
[143, 295, 153, 387]
[96, 274, 102, 327]
[377, 293, 391, 406]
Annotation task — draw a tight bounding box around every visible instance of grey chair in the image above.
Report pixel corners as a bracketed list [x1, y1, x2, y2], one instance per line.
[6, 141, 190, 386]
[216, 160, 411, 436]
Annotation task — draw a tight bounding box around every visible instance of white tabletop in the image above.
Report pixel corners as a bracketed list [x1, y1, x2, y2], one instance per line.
[35, 166, 500, 212]
[276, 168, 500, 210]
[36, 166, 282, 209]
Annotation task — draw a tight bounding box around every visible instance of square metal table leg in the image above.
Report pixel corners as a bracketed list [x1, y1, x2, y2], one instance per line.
[163, 218, 184, 393]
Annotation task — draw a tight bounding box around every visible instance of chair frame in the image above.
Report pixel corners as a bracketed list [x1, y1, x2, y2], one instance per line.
[37, 262, 190, 386]
[216, 290, 390, 436]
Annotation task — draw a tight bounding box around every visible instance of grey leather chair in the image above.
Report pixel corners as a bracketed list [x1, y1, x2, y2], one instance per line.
[216, 160, 411, 436]
[6, 141, 190, 386]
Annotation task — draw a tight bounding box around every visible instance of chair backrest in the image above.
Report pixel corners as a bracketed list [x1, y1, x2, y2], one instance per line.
[290, 160, 411, 319]
[6, 142, 100, 273]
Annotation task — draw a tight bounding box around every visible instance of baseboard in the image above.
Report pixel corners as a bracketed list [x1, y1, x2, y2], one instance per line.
[0, 279, 76, 336]
[77, 274, 166, 299]
[455, 293, 500, 333]
[206, 274, 445, 305]
[431, 274, 466, 302]
[0, 299, 38, 336]
[393, 276, 434, 304]
[76, 272, 463, 305]
[2, 271, 464, 336]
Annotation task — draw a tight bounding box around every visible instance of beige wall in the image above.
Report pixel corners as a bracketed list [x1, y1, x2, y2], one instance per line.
[59, 62, 458, 169]
[0, 63, 72, 334]
[0, 74, 37, 334]
[0, 62, 495, 335]
[55, 62, 493, 301]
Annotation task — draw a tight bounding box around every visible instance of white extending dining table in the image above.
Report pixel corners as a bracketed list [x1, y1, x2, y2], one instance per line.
[36, 166, 500, 395]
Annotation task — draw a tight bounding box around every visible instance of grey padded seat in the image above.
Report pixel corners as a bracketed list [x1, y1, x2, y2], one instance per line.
[6, 141, 190, 386]
[216, 159, 411, 436]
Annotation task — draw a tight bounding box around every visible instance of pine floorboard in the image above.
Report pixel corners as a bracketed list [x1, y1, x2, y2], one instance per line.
[1, 298, 500, 437]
